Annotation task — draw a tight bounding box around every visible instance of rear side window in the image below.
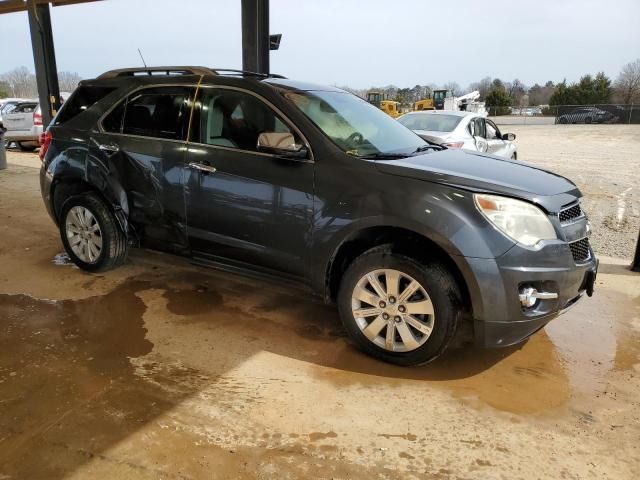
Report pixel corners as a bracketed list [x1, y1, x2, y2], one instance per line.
[102, 87, 190, 140]
[54, 86, 116, 125]
[11, 103, 37, 113]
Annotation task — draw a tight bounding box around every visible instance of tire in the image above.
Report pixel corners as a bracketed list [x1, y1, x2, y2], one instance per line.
[584, 116, 592, 124]
[337, 245, 461, 366]
[558, 117, 568, 124]
[59, 192, 128, 272]
[17, 142, 37, 152]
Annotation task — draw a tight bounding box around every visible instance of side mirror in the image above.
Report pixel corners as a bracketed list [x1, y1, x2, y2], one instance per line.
[502, 133, 516, 141]
[257, 132, 308, 159]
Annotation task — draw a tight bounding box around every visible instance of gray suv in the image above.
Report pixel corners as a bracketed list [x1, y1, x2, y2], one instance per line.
[39, 66, 597, 365]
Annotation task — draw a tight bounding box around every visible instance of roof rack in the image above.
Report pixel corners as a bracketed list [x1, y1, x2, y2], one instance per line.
[97, 66, 287, 80]
[97, 66, 216, 79]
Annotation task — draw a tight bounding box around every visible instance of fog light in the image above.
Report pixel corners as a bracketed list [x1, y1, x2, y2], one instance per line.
[519, 287, 558, 308]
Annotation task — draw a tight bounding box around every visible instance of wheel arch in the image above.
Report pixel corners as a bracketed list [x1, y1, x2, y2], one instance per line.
[51, 178, 129, 237]
[324, 225, 475, 316]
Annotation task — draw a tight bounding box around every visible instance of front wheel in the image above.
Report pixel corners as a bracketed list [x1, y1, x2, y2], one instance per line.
[59, 192, 128, 272]
[337, 245, 461, 366]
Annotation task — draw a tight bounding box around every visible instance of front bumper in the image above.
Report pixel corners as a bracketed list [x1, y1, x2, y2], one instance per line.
[466, 241, 598, 348]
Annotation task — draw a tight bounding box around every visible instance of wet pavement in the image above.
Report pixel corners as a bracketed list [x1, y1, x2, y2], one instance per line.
[1, 162, 639, 479]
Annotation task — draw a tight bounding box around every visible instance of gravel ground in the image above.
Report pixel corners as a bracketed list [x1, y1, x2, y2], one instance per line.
[506, 124, 640, 260]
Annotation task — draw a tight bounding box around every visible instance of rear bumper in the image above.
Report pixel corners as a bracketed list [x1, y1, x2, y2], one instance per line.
[465, 241, 598, 348]
[5, 125, 42, 143]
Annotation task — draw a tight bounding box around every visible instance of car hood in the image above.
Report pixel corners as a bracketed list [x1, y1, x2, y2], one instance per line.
[375, 149, 580, 206]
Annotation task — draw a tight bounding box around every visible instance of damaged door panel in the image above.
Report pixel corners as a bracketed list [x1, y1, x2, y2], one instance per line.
[97, 86, 194, 253]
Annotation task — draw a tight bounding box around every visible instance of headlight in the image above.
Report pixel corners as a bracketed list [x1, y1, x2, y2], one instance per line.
[474, 194, 557, 247]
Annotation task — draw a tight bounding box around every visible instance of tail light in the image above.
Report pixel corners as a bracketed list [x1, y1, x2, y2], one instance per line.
[33, 111, 42, 126]
[442, 141, 464, 148]
[39, 130, 52, 161]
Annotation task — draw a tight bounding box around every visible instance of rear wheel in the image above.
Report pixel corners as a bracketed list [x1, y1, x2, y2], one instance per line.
[337, 245, 461, 366]
[17, 142, 37, 152]
[59, 193, 128, 272]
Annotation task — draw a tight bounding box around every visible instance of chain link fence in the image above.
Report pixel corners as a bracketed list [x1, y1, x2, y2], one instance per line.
[487, 104, 638, 125]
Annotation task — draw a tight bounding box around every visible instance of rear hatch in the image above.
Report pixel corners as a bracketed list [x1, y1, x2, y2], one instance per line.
[3, 103, 37, 132]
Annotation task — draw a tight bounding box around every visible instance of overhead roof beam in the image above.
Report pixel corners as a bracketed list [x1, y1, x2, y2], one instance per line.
[0, 0, 102, 15]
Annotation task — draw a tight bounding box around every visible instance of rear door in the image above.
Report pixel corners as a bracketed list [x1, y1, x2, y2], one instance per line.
[4, 102, 36, 132]
[468, 117, 488, 153]
[94, 85, 193, 251]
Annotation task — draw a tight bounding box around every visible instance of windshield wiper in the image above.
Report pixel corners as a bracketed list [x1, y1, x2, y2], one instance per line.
[412, 144, 446, 154]
[356, 152, 412, 160]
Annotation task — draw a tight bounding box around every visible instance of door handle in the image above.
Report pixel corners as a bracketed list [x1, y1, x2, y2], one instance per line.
[188, 162, 217, 174]
[98, 143, 119, 154]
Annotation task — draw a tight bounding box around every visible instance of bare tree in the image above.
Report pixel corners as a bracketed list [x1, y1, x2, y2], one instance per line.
[57, 71, 82, 92]
[468, 76, 492, 100]
[614, 59, 640, 105]
[442, 81, 462, 96]
[506, 78, 527, 106]
[0, 67, 37, 98]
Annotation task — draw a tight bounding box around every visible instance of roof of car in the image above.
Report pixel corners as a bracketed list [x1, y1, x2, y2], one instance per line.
[402, 110, 476, 117]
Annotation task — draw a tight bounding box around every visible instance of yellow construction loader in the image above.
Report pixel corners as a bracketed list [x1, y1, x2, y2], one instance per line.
[366, 91, 401, 118]
[413, 98, 435, 111]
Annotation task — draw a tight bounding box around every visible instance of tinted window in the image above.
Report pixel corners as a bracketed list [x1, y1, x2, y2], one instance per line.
[193, 89, 296, 151]
[472, 118, 486, 138]
[54, 86, 115, 125]
[11, 103, 37, 113]
[398, 113, 462, 132]
[103, 87, 190, 140]
[102, 101, 125, 133]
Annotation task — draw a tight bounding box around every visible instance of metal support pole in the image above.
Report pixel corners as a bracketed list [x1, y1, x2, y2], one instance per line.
[241, 0, 270, 74]
[632, 229, 640, 272]
[27, 0, 60, 127]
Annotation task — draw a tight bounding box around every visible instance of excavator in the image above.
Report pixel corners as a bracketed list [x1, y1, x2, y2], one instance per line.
[366, 91, 401, 118]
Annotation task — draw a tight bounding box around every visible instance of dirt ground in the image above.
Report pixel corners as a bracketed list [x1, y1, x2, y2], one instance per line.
[0, 129, 639, 479]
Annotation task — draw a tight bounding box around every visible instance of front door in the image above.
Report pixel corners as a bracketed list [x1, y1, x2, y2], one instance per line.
[185, 87, 314, 279]
[485, 119, 509, 157]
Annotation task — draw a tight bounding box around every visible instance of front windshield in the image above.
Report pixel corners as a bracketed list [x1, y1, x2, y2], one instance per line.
[285, 90, 425, 157]
[398, 113, 462, 132]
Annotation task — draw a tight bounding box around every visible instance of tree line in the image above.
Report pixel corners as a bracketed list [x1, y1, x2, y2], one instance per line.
[342, 58, 640, 108]
[3, 59, 640, 109]
[0, 66, 82, 98]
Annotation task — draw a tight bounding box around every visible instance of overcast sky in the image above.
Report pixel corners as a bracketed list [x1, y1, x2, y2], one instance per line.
[1, 0, 639, 89]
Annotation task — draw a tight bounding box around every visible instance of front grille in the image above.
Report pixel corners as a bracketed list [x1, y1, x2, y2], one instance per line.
[569, 238, 590, 262]
[559, 203, 582, 223]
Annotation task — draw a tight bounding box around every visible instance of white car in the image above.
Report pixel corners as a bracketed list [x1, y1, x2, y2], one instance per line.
[397, 110, 518, 159]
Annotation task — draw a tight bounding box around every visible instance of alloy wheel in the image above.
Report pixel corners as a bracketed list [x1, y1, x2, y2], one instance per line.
[351, 269, 435, 352]
[65, 206, 103, 264]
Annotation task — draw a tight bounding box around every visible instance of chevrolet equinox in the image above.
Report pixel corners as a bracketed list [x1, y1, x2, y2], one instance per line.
[39, 66, 598, 365]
